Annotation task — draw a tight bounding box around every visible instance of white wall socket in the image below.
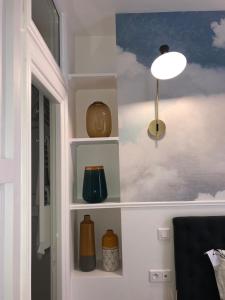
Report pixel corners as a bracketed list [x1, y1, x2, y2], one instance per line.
[149, 269, 172, 282]
[162, 270, 171, 282]
[149, 270, 163, 282]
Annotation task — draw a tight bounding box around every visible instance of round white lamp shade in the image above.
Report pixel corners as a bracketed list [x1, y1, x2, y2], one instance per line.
[151, 51, 187, 80]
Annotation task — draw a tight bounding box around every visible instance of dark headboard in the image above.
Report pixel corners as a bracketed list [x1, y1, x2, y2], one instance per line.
[173, 216, 225, 300]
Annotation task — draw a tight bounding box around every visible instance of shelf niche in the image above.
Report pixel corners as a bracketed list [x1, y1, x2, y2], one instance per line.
[71, 208, 123, 277]
[73, 88, 118, 139]
[71, 142, 120, 205]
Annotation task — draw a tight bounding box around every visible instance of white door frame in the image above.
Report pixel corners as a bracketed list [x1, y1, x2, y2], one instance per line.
[0, 1, 25, 300]
[20, 2, 69, 300]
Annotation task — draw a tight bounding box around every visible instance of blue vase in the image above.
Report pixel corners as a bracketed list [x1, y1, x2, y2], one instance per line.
[82, 166, 108, 203]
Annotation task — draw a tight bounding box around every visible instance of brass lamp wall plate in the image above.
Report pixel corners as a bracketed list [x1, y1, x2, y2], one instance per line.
[148, 119, 166, 140]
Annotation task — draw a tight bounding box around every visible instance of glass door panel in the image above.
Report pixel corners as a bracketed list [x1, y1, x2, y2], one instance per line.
[32, 85, 51, 300]
[32, 0, 60, 65]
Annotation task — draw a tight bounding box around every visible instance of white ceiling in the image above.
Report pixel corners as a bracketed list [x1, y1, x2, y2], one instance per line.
[69, 0, 225, 35]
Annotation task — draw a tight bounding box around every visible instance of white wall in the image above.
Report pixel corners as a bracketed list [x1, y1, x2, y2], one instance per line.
[71, 202, 225, 300]
[68, 4, 225, 300]
[74, 35, 116, 74]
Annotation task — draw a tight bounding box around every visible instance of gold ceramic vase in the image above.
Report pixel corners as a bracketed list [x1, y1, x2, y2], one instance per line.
[86, 101, 112, 138]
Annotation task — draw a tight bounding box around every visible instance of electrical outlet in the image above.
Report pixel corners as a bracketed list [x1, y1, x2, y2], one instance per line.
[149, 270, 163, 282]
[149, 269, 172, 282]
[162, 269, 171, 282]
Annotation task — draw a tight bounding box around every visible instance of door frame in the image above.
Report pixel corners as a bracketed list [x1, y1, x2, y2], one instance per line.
[20, 3, 69, 300]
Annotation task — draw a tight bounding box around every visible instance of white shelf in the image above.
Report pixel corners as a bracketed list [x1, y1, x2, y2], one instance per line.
[70, 137, 119, 146]
[72, 199, 225, 210]
[68, 73, 117, 90]
[73, 268, 123, 278]
[70, 197, 121, 210]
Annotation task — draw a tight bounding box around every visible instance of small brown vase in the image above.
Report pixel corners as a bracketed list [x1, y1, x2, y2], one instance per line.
[102, 229, 120, 272]
[79, 215, 96, 271]
[86, 101, 112, 138]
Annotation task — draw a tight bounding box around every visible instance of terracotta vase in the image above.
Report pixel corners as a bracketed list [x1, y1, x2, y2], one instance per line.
[102, 229, 120, 272]
[79, 215, 96, 272]
[86, 101, 112, 137]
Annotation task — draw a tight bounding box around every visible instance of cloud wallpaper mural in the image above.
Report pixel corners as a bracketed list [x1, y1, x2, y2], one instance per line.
[116, 11, 225, 202]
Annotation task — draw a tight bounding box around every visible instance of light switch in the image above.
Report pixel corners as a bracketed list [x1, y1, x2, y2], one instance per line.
[157, 228, 170, 240]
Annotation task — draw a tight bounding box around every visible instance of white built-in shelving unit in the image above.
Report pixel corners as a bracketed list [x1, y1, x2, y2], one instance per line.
[68, 37, 123, 281]
[72, 268, 123, 278]
[70, 197, 121, 210]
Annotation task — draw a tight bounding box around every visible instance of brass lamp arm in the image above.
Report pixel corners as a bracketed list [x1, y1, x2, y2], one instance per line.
[155, 79, 159, 129]
[148, 79, 166, 140]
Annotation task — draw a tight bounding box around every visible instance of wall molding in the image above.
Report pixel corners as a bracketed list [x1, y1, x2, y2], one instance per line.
[70, 199, 225, 210]
[120, 200, 225, 209]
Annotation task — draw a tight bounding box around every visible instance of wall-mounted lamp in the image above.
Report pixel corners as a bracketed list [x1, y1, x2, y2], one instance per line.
[148, 45, 187, 140]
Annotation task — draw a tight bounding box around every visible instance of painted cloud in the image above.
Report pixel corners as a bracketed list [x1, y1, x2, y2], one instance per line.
[211, 18, 225, 49]
[116, 12, 225, 202]
[119, 96, 225, 202]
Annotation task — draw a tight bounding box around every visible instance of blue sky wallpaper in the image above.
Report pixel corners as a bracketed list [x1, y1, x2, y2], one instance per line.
[116, 11, 225, 202]
[117, 12, 225, 69]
